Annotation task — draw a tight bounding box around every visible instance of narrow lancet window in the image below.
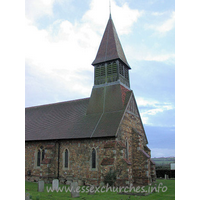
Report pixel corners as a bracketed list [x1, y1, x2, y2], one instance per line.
[92, 148, 96, 169]
[42, 149, 45, 161]
[37, 149, 41, 166]
[125, 140, 128, 159]
[65, 149, 68, 168]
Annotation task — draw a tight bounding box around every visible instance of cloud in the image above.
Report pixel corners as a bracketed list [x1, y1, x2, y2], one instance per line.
[25, 0, 56, 20]
[25, 0, 143, 107]
[125, 44, 174, 64]
[82, 0, 143, 35]
[156, 11, 175, 33]
[151, 11, 166, 16]
[136, 97, 159, 107]
[144, 53, 175, 62]
[146, 11, 175, 35]
[25, 16, 96, 107]
[136, 97, 174, 126]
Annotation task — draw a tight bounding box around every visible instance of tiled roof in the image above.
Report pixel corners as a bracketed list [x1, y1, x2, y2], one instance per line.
[92, 16, 130, 68]
[26, 98, 95, 141]
[26, 85, 132, 141]
[86, 84, 131, 115]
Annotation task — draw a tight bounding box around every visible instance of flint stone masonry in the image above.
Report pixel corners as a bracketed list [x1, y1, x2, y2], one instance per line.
[70, 182, 80, 198]
[38, 180, 44, 192]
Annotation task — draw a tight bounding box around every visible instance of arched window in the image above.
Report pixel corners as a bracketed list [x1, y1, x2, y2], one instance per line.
[37, 149, 41, 166]
[42, 149, 45, 161]
[36, 147, 45, 167]
[92, 148, 96, 169]
[65, 149, 69, 168]
[125, 140, 128, 159]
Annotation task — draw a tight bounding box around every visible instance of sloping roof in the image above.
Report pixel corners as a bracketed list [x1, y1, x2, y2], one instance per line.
[86, 84, 130, 115]
[92, 15, 130, 68]
[26, 98, 99, 141]
[25, 85, 132, 141]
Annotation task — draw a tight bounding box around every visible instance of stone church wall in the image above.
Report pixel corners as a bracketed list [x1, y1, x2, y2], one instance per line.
[116, 99, 156, 185]
[26, 138, 131, 186]
[25, 100, 155, 186]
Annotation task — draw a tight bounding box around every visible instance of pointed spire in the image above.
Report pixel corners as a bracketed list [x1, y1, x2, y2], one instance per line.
[92, 16, 130, 68]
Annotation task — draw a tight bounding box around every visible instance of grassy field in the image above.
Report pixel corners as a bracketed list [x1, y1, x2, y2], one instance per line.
[25, 179, 175, 200]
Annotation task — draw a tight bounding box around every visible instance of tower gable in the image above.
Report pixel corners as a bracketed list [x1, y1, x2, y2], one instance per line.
[126, 93, 140, 117]
[125, 92, 148, 144]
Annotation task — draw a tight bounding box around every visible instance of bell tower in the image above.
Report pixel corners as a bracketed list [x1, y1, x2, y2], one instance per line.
[92, 15, 131, 88]
[86, 15, 132, 115]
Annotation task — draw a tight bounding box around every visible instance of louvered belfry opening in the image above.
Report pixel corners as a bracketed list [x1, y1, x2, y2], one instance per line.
[94, 60, 129, 87]
[92, 15, 131, 88]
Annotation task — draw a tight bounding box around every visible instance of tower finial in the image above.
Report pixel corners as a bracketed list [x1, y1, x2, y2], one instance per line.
[109, 0, 111, 18]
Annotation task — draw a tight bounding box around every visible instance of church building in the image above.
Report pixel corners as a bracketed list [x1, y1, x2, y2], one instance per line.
[25, 14, 156, 186]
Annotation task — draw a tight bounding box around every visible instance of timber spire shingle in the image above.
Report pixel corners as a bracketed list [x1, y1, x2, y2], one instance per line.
[92, 15, 130, 68]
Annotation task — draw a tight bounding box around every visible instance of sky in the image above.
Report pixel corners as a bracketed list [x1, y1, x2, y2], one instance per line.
[25, 0, 175, 158]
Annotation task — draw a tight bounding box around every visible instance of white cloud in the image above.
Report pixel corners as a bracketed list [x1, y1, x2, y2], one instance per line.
[151, 11, 166, 16]
[25, 0, 142, 106]
[147, 11, 175, 35]
[136, 97, 174, 126]
[137, 97, 159, 107]
[125, 44, 174, 63]
[82, 0, 143, 35]
[145, 108, 164, 116]
[157, 11, 175, 33]
[25, 17, 96, 99]
[144, 53, 175, 62]
[26, 0, 56, 20]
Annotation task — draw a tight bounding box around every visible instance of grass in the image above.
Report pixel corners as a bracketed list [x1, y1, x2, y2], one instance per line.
[25, 179, 175, 200]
